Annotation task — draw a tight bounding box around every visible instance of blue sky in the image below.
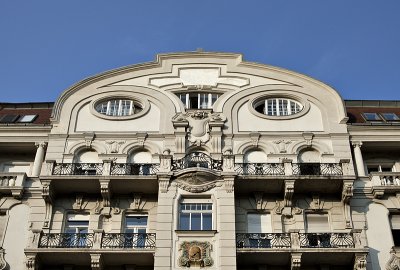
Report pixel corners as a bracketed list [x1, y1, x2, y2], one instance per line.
[1, 1, 399, 102]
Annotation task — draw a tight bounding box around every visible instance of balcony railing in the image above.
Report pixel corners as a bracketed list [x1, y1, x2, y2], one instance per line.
[110, 163, 160, 175]
[101, 233, 156, 249]
[171, 152, 222, 171]
[292, 163, 343, 176]
[236, 233, 291, 249]
[299, 233, 354, 248]
[370, 172, 400, 186]
[39, 233, 94, 248]
[234, 163, 285, 175]
[52, 163, 104, 175]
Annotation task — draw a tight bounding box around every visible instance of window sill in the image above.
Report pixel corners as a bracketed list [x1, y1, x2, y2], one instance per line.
[175, 230, 217, 237]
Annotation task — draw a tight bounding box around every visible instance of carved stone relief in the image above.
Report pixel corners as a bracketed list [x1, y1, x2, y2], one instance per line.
[172, 111, 226, 146]
[178, 241, 213, 268]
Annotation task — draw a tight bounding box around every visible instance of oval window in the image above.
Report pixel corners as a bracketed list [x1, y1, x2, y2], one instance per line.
[254, 98, 303, 116]
[95, 99, 142, 117]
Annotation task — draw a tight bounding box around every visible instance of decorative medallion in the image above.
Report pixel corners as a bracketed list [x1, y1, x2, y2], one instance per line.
[178, 241, 213, 268]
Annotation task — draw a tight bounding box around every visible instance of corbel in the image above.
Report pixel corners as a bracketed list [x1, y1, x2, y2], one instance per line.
[291, 253, 302, 270]
[25, 253, 38, 270]
[91, 254, 103, 270]
[99, 179, 111, 216]
[73, 194, 84, 210]
[83, 132, 95, 149]
[136, 133, 148, 147]
[283, 180, 295, 216]
[250, 132, 261, 147]
[40, 179, 53, 229]
[158, 175, 171, 193]
[353, 253, 367, 270]
[310, 194, 323, 211]
[253, 192, 264, 210]
[342, 180, 354, 228]
[302, 132, 314, 147]
[133, 193, 144, 210]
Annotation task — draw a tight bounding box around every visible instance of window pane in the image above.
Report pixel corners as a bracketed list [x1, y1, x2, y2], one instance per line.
[203, 213, 212, 230]
[382, 113, 399, 121]
[363, 113, 381, 121]
[18, 115, 37, 123]
[180, 213, 190, 230]
[126, 216, 148, 227]
[191, 213, 201, 230]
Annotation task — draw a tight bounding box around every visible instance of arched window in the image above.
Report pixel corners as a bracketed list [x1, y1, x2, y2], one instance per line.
[244, 150, 268, 163]
[74, 150, 100, 163]
[298, 149, 320, 163]
[128, 151, 152, 164]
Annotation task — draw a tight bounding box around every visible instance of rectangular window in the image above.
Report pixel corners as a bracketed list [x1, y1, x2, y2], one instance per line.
[179, 201, 212, 230]
[382, 113, 400, 121]
[390, 214, 400, 246]
[124, 215, 148, 248]
[363, 113, 382, 121]
[247, 213, 272, 248]
[64, 213, 90, 247]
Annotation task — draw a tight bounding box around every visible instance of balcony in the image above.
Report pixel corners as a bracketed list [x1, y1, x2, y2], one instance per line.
[39, 232, 94, 248]
[171, 152, 222, 171]
[292, 163, 343, 176]
[234, 163, 285, 176]
[27, 231, 156, 268]
[236, 231, 367, 268]
[234, 161, 350, 194]
[110, 163, 159, 175]
[52, 163, 104, 176]
[370, 172, 400, 198]
[0, 172, 26, 198]
[101, 233, 156, 249]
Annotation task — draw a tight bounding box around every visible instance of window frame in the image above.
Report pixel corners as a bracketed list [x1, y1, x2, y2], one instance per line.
[362, 113, 383, 122]
[90, 95, 150, 121]
[250, 94, 310, 120]
[178, 198, 213, 231]
[177, 92, 221, 110]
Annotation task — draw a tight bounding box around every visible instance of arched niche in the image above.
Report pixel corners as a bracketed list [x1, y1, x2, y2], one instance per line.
[244, 149, 268, 163]
[74, 149, 100, 163]
[298, 148, 321, 163]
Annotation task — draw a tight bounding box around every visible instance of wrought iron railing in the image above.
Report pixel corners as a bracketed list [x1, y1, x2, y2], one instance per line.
[39, 233, 94, 248]
[292, 163, 343, 176]
[236, 233, 291, 249]
[234, 163, 285, 175]
[110, 163, 160, 175]
[171, 152, 222, 171]
[52, 163, 104, 175]
[101, 233, 156, 249]
[299, 233, 354, 248]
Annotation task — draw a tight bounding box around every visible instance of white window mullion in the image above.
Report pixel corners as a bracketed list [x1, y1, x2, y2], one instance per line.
[129, 100, 133, 115]
[287, 101, 291, 115]
[276, 98, 280, 116]
[264, 100, 268, 115]
[118, 100, 122, 116]
[208, 93, 212, 108]
[186, 93, 189, 108]
[106, 101, 111, 115]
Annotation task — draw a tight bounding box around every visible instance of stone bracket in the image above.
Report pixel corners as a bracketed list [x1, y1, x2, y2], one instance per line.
[40, 179, 53, 229]
[158, 175, 172, 193]
[99, 179, 111, 211]
[342, 180, 354, 228]
[253, 192, 264, 210]
[354, 253, 367, 270]
[283, 180, 295, 216]
[291, 253, 302, 270]
[91, 253, 103, 270]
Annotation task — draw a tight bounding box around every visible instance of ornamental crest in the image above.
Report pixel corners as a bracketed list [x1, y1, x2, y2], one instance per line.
[173, 111, 226, 146]
[179, 241, 213, 268]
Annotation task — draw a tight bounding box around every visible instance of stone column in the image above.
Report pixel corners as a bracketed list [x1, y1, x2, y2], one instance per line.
[352, 142, 366, 177]
[32, 142, 47, 177]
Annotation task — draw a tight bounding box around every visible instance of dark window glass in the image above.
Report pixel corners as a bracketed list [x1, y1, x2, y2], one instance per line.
[0, 115, 19, 123]
[179, 213, 190, 230]
[363, 113, 382, 121]
[382, 113, 400, 121]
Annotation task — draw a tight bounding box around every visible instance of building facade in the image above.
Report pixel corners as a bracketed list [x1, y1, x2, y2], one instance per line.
[0, 52, 399, 269]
